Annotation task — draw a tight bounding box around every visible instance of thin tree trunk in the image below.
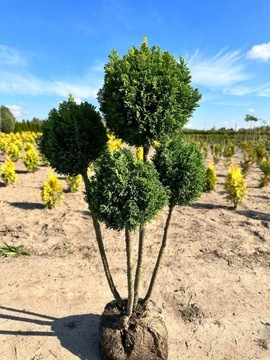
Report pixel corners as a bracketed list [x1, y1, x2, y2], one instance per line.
[133, 226, 145, 310]
[142, 203, 174, 306]
[125, 227, 134, 317]
[82, 171, 122, 307]
[143, 145, 150, 162]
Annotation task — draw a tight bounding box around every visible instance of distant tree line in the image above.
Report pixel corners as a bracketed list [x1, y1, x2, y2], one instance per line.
[14, 118, 44, 133]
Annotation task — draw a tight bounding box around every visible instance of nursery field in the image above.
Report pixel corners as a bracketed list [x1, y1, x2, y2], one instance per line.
[0, 151, 270, 360]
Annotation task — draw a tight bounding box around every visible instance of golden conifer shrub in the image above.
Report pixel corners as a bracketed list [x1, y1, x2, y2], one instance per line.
[204, 163, 217, 191]
[6, 143, 21, 162]
[41, 171, 64, 208]
[107, 133, 122, 153]
[23, 148, 40, 172]
[136, 146, 144, 160]
[66, 174, 82, 192]
[224, 163, 247, 209]
[1, 157, 18, 185]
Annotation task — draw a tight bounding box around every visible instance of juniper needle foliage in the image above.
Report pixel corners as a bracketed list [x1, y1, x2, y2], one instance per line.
[153, 138, 206, 206]
[87, 148, 169, 231]
[38, 99, 107, 176]
[98, 37, 201, 148]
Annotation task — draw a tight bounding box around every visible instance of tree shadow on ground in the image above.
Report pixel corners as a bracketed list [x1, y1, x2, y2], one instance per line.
[0, 306, 101, 360]
[191, 202, 225, 210]
[9, 201, 44, 210]
[16, 169, 28, 174]
[237, 209, 270, 222]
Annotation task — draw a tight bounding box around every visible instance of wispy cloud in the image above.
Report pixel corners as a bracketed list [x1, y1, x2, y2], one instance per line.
[0, 44, 103, 99]
[224, 83, 270, 97]
[188, 48, 250, 88]
[0, 45, 30, 66]
[0, 71, 100, 98]
[246, 42, 270, 62]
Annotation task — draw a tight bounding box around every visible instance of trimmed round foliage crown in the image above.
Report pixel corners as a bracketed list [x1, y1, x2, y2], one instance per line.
[98, 39, 201, 148]
[87, 148, 169, 231]
[38, 100, 107, 176]
[153, 138, 206, 206]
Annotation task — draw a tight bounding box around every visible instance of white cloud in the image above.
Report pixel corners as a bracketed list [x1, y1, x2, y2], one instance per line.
[7, 105, 23, 118]
[0, 44, 103, 100]
[74, 97, 82, 104]
[246, 42, 270, 61]
[0, 71, 100, 99]
[0, 44, 28, 66]
[188, 48, 250, 88]
[224, 83, 270, 97]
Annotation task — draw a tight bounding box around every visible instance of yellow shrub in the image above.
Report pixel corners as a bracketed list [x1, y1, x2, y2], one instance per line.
[224, 163, 247, 208]
[41, 171, 64, 208]
[24, 142, 35, 152]
[204, 163, 217, 191]
[1, 157, 18, 185]
[66, 174, 82, 192]
[21, 131, 35, 144]
[136, 147, 144, 160]
[153, 140, 160, 149]
[23, 148, 40, 172]
[0, 134, 11, 153]
[7, 143, 21, 162]
[107, 133, 122, 153]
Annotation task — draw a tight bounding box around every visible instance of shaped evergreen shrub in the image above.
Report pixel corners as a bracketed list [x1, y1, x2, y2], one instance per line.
[88, 148, 168, 231]
[153, 138, 206, 206]
[38, 98, 107, 177]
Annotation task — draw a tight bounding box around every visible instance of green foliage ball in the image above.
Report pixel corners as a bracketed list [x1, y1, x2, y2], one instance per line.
[152, 138, 206, 206]
[38, 99, 107, 177]
[98, 38, 201, 148]
[87, 148, 169, 231]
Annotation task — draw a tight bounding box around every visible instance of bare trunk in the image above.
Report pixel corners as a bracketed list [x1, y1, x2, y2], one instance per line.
[82, 170, 122, 307]
[133, 226, 145, 309]
[142, 203, 174, 306]
[125, 228, 134, 317]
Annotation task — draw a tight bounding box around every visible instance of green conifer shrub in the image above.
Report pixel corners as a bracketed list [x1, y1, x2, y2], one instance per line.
[88, 148, 168, 232]
[259, 158, 270, 187]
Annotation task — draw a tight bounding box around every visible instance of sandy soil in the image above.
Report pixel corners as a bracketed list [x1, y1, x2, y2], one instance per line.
[0, 151, 269, 360]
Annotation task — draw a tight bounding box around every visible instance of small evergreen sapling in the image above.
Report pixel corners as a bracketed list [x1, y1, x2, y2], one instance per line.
[6, 143, 21, 162]
[204, 163, 217, 191]
[224, 163, 247, 208]
[41, 171, 64, 208]
[23, 148, 40, 172]
[259, 158, 270, 187]
[66, 174, 82, 192]
[1, 157, 18, 185]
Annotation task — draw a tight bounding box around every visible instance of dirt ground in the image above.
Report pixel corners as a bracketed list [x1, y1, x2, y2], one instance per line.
[0, 151, 269, 360]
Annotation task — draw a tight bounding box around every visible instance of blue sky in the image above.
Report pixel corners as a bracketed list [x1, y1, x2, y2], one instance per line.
[0, 0, 270, 130]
